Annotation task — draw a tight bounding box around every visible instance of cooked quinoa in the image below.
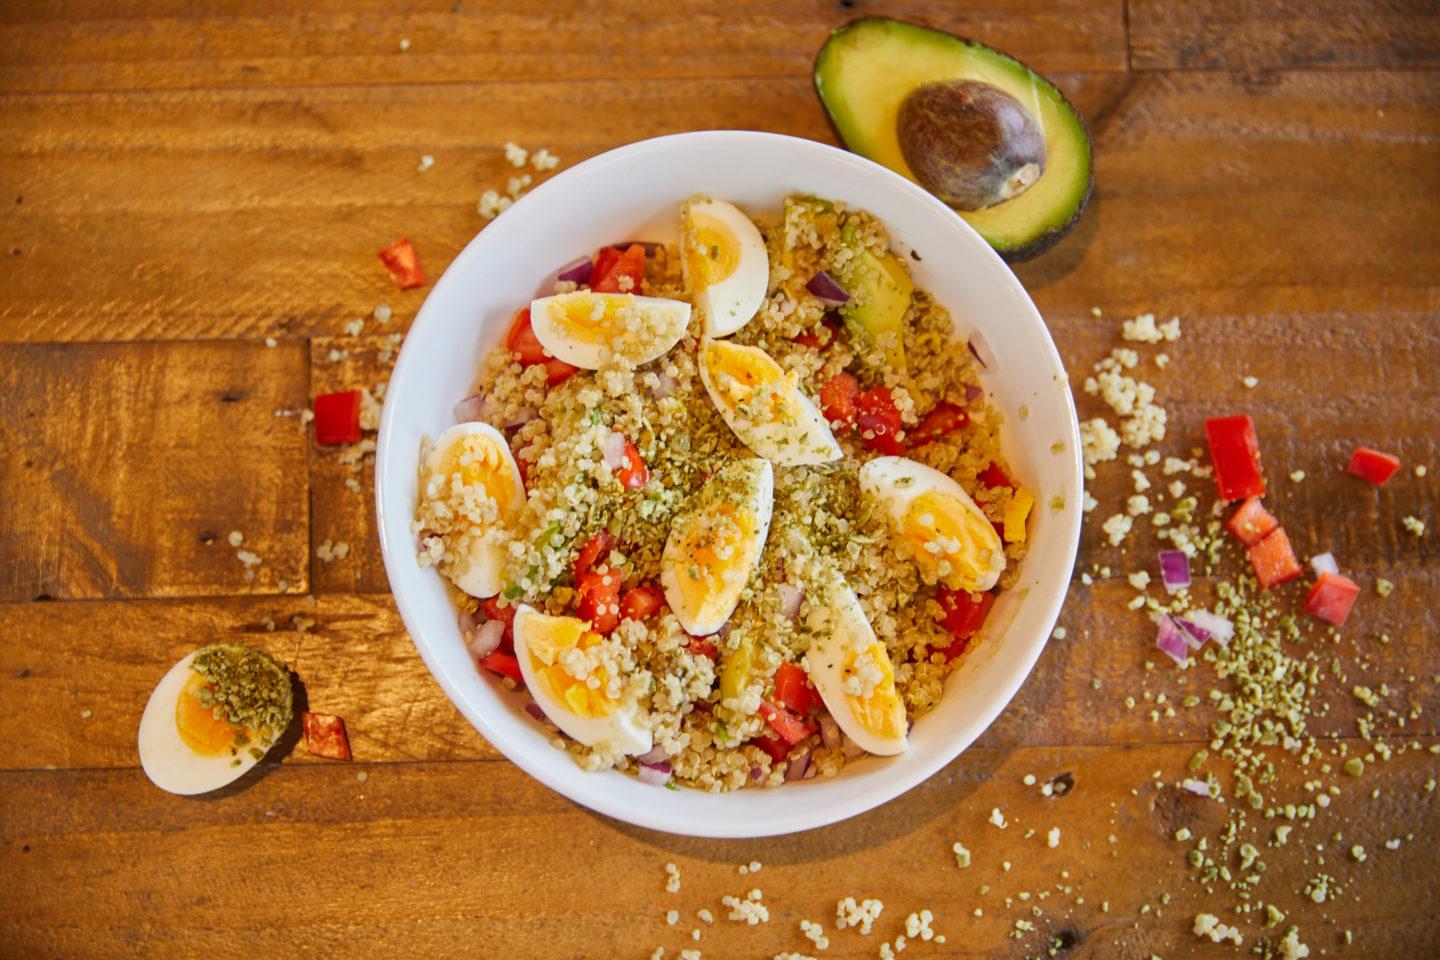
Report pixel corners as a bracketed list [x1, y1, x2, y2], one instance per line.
[414, 195, 1028, 791]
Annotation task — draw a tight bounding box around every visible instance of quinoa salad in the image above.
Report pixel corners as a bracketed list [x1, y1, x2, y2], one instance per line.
[412, 195, 1035, 791]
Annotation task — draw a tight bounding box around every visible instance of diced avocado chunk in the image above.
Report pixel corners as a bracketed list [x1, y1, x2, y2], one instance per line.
[836, 231, 913, 377]
[719, 634, 754, 703]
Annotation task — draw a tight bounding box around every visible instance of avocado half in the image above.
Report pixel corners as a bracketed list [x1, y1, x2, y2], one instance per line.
[814, 17, 1094, 262]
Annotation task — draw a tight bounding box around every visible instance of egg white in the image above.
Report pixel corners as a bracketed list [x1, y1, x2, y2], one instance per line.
[803, 572, 908, 756]
[859, 455, 1005, 593]
[529, 292, 690, 369]
[660, 458, 774, 636]
[697, 338, 842, 467]
[683, 199, 768, 338]
[138, 651, 262, 796]
[425, 421, 526, 599]
[512, 605, 652, 755]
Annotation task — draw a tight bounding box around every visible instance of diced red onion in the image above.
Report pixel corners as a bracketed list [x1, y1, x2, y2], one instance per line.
[453, 393, 490, 423]
[648, 370, 676, 399]
[637, 762, 671, 786]
[1155, 615, 1189, 665]
[467, 619, 505, 658]
[608, 241, 663, 256]
[601, 430, 628, 471]
[523, 700, 546, 722]
[1184, 609, 1233, 646]
[1158, 550, 1192, 594]
[803, 762, 817, 779]
[964, 383, 985, 405]
[751, 765, 766, 783]
[805, 270, 850, 306]
[967, 332, 997, 370]
[841, 735, 865, 760]
[785, 749, 811, 782]
[635, 745, 670, 766]
[555, 257, 593, 284]
[1175, 618, 1209, 650]
[1181, 778, 1213, 797]
[777, 583, 804, 620]
[504, 405, 537, 429]
[819, 714, 841, 750]
[1310, 552, 1339, 577]
[458, 607, 479, 638]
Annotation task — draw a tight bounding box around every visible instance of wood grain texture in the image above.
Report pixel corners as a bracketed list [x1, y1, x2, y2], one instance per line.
[0, 341, 311, 601]
[0, 0, 1127, 94]
[1130, 0, 1440, 70]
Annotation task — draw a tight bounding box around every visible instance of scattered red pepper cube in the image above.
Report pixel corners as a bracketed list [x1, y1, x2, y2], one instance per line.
[589, 243, 645, 294]
[909, 401, 970, 448]
[1247, 527, 1303, 589]
[377, 237, 426, 289]
[1205, 414, 1266, 500]
[773, 662, 821, 716]
[575, 566, 621, 634]
[757, 700, 816, 746]
[1225, 496, 1279, 547]
[1347, 447, 1402, 487]
[819, 372, 861, 427]
[301, 711, 352, 761]
[977, 461, 1014, 490]
[685, 636, 718, 661]
[1305, 572, 1361, 627]
[478, 650, 523, 685]
[619, 583, 666, 623]
[856, 386, 905, 455]
[313, 390, 362, 446]
[751, 732, 791, 764]
[573, 530, 615, 576]
[616, 438, 649, 489]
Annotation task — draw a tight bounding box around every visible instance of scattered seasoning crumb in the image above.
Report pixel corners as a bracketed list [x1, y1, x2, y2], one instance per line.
[531, 147, 560, 171]
[1049, 494, 1066, 512]
[723, 889, 769, 925]
[1193, 913, 1243, 946]
[316, 540, 351, 563]
[373, 303, 393, 324]
[799, 918, 829, 950]
[356, 770, 368, 782]
[988, 807, 1007, 829]
[1416, 465, 1428, 477]
[417, 154, 435, 173]
[264, 336, 278, 348]
[80, 709, 92, 720]
[697, 909, 713, 925]
[952, 842, 971, 868]
[1350, 844, 1366, 862]
[398, 37, 411, 50]
[227, 530, 244, 547]
[343, 318, 365, 337]
[1375, 577, 1394, 597]
[1046, 827, 1060, 849]
[666, 910, 679, 926]
[1051, 627, 1066, 640]
[1401, 515, 1425, 537]
[665, 862, 681, 894]
[1289, 469, 1305, 483]
[835, 897, 882, 934]
[1242, 375, 1258, 389]
[503, 142, 529, 168]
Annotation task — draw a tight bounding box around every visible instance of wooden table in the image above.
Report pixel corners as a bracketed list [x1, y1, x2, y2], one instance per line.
[2, 2, 1437, 957]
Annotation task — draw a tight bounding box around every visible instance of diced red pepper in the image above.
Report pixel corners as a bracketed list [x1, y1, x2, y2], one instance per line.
[507, 308, 581, 385]
[313, 390, 362, 446]
[1247, 527, 1303, 589]
[478, 650, 523, 685]
[794, 314, 844, 351]
[543, 357, 580, 386]
[1225, 496, 1279, 547]
[757, 700, 816, 746]
[301, 711, 352, 760]
[819, 372, 861, 427]
[620, 583, 666, 622]
[616, 438, 649, 489]
[752, 732, 791, 764]
[909, 401, 970, 448]
[856, 386, 905, 455]
[936, 586, 995, 639]
[576, 566, 621, 634]
[685, 636, 719, 660]
[1347, 447, 1402, 487]
[589, 243, 645, 294]
[574, 530, 615, 576]
[516, 456, 532, 485]
[479, 596, 517, 653]
[1305, 572, 1361, 627]
[377, 238, 426, 289]
[773, 662, 820, 715]
[1205, 415, 1266, 500]
[978, 462, 1013, 490]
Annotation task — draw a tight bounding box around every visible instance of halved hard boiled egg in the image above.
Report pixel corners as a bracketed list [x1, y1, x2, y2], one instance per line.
[803, 572, 908, 756]
[529, 291, 690, 369]
[697, 338, 842, 466]
[860, 456, 1005, 593]
[512, 605, 652, 755]
[661, 458, 774, 636]
[423, 421, 526, 599]
[138, 644, 293, 795]
[683, 199, 769, 337]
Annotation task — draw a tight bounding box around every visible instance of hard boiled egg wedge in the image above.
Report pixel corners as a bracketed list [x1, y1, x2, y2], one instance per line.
[683, 199, 769, 337]
[529, 291, 690, 369]
[513, 605, 652, 755]
[661, 458, 774, 636]
[860, 456, 1005, 593]
[803, 572, 908, 756]
[423, 421, 526, 599]
[138, 644, 293, 795]
[697, 338, 842, 466]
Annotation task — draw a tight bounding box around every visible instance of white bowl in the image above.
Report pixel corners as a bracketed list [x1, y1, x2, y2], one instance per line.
[376, 131, 1082, 838]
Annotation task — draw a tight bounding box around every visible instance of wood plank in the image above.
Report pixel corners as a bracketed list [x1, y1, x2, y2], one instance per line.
[5, 573, 1434, 771]
[0, 0, 1127, 95]
[0, 341, 311, 601]
[1130, 0, 1440, 71]
[1, 739, 1435, 959]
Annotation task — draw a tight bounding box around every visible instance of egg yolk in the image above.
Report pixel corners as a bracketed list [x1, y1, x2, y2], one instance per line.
[174, 671, 242, 755]
[902, 489, 1001, 592]
[843, 642, 906, 740]
[541, 293, 634, 346]
[685, 211, 740, 289]
[439, 433, 519, 514]
[671, 502, 760, 621]
[701, 341, 799, 420]
[523, 614, 619, 719]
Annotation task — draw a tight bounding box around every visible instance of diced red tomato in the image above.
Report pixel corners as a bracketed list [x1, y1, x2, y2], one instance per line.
[773, 662, 820, 715]
[978, 462, 1013, 490]
[301, 711, 352, 760]
[685, 636, 719, 660]
[1225, 496, 1279, 547]
[856, 386, 905, 455]
[819, 372, 861, 427]
[478, 650, 523, 685]
[507, 308, 581, 385]
[543, 357, 580, 385]
[1247, 527, 1303, 589]
[516, 456, 532, 485]
[619, 583, 666, 622]
[936, 586, 995, 640]
[576, 566, 621, 634]
[313, 390, 362, 446]
[794, 314, 844, 351]
[377, 237, 426, 289]
[1305, 572, 1361, 627]
[479, 596, 517, 652]
[1347, 447, 1402, 487]
[617, 438, 649, 489]
[574, 530, 615, 576]
[909, 401, 970, 448]
[589, 243, 645, 294]
[757, 700, 816, 746]
[752, 732, 791, 764]
[1205, 415, 1266, 500]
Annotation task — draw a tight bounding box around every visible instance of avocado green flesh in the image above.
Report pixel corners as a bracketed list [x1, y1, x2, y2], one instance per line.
[815, 18, 1093, 257]
[838, 245, 912, 375]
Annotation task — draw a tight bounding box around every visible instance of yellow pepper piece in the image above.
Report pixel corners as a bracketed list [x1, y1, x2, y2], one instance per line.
[1003, 487, 1035, 543]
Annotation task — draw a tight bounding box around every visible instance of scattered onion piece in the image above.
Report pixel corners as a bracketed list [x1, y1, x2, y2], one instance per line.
[1181, 778, 1213, 797]
[467, 620, 504, 659]
[637, 762, 671, 787]
[1155, 615, 1189, 665]
[1184, 609, 1234, 647]
[1157, 550, 1191, 594]
[964, 383, 985, 405]
[453, 393, 491, 423]
[523, 700, 546, 722]
[635, 745, 670, 766]
[818, 714, 842, 750]
[1310, 552, 1339, 577]
[555, 257, 593, 284]
[785, 749, 811, 782]
[1175, 618, 1209, 650]
[805, 270, 850, 306]
[777, 583, 804, 620]
[967, 332, 997, 370]
[600, 431, 628, 471]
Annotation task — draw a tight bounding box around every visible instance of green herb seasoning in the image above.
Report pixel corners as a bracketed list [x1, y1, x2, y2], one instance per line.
[190, 644, 294, 753]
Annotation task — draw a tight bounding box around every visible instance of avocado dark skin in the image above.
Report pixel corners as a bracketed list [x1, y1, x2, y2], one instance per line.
[898, 80, 1047, 212]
